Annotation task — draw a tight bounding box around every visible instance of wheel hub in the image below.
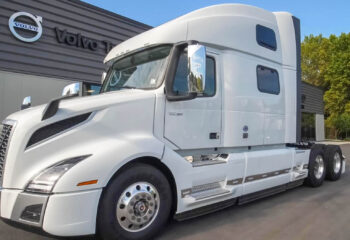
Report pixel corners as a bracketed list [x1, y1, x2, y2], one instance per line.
[116, 182, 160, 232]
[135, 200, 148, 215]
[333, 152, 341, 174]
[314, 155, 325, 179]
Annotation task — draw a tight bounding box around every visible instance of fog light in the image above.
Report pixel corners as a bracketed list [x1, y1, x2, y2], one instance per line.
[20, 204, 43, 223]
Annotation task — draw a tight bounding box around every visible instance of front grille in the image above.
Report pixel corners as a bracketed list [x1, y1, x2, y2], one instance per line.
[0, 124, 13, 184]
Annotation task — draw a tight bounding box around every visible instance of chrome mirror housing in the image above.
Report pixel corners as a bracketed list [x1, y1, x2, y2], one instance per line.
[187, 44, 206, 94]
[62, 82, 80, 96]
[21, 96, 31, 110]
[101, 71, 107, 84]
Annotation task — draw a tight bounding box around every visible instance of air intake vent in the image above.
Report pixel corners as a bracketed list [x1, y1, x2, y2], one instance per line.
[27, 113, 91, 148]
[0, 124, 13, 184]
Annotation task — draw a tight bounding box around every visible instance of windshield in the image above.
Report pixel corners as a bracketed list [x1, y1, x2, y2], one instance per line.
[101, 45, 172, 93]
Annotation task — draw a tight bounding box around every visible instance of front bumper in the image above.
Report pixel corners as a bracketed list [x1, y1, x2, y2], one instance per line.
[0, 188, 102, 236]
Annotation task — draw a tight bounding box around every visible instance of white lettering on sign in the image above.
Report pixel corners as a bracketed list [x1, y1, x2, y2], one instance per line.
[13, 21, 39, 32]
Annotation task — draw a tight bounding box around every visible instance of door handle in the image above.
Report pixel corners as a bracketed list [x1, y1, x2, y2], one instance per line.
[209, 132, 220, 139]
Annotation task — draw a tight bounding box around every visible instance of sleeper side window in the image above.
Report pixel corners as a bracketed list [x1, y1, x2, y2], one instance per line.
[173, 53, 216, 97]
[256, 25, 277, 51]
[257, 65, 280, 95]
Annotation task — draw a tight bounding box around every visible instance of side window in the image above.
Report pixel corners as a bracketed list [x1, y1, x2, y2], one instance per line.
[257, 65, 280, 95]
[173, 53, 216, 97]
[256, 25, 277, 51]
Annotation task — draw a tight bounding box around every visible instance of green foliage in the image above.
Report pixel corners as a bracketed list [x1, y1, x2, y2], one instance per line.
[302, 33, 350, 138]
[301, 34, 330, 88]
[326, 113, 350, 138]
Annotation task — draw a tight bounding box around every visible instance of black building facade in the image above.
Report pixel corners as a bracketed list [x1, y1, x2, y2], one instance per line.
[0, 0, 150, 120]
[301, 82, 324, 141]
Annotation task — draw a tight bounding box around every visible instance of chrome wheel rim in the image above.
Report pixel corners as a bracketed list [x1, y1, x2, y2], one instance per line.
[333, 152, 342, 174]
[116, 182, 160, 232]
[314, 155, 325, 179]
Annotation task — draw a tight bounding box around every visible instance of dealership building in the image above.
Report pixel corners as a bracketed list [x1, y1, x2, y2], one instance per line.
[0, 0, 325, 141]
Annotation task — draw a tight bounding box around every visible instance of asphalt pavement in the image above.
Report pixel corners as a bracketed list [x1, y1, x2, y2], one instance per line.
[1, 145, 350, 240]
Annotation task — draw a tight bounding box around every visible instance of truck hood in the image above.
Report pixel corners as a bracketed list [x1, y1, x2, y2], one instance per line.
[6, 89, 155, 126]
[2, 89, 157, 189]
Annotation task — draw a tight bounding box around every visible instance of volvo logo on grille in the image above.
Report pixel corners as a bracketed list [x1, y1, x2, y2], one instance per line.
[8, 12, 43, 42]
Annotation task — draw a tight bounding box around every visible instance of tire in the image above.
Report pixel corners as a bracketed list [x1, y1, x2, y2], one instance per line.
[305, 145, 326, 187]
[325, 145, 343, 181]
[97, 163, 172, 240]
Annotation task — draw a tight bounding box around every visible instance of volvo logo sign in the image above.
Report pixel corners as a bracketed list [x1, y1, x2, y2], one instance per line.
[8, 12, 43, 42]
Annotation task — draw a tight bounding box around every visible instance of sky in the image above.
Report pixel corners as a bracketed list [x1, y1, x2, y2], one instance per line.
[82, 0, 349, 39]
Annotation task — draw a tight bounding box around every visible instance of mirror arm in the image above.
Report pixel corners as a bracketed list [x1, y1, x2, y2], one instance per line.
[164, 42, 183, 101]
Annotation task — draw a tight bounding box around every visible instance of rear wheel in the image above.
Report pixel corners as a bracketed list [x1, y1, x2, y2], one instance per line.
[305, 145, 326, 187]
[97, 163, 172, 240]
[325, 145, 343, 181]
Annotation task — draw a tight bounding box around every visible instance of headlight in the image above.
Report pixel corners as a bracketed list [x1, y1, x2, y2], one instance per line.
[26, 155, 91, 193]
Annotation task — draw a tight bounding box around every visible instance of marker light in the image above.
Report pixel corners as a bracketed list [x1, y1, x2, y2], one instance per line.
[77, 179, 98, 186]
[26, 155, 91, 193]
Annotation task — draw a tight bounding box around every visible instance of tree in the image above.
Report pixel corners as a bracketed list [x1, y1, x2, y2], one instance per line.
[301, 34, 331, 88]
[301, 33, 350, 138]
[327, 113, 350, 138]
[323, 33, 350, 116]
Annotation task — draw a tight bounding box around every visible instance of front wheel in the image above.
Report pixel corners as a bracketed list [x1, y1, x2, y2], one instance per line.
[97, 163, 172, 240]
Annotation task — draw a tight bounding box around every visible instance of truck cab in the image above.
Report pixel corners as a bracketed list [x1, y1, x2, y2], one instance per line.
[0, 4, 345, 240]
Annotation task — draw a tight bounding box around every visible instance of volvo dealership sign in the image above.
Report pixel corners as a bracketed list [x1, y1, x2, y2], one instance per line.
[8, 11, 114, 53]
[8, 11, 43, 42]
[55, 27, 114, 53]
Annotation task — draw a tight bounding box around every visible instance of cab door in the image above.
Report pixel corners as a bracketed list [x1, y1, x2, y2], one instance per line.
[164, 50, 221, 149]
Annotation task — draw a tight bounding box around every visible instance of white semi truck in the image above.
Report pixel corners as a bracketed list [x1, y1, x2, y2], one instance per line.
[0, 4, 345, 240]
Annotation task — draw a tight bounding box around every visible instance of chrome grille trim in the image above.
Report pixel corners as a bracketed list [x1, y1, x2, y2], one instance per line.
[0, 119, 16, 186]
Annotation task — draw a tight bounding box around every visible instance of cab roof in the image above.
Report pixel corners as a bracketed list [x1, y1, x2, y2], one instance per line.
[104, 4, 291, 65]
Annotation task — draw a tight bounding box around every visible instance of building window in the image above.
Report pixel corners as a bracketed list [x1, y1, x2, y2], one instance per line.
[173, 53, 216, 97]
[256, 25, 277, 51]
[83, 82, 101, 96]
[257, 65, 280, 95]
[301, 94, 307, 103]
[301, 112, 316, 141]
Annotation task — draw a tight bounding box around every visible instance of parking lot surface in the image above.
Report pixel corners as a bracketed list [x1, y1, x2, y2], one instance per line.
[1, 145, 350, 240]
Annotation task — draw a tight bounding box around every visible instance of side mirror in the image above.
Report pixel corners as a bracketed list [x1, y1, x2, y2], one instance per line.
[165, 42, 206, 102]
[187, 44, 206, 94]
[21, 96, 31, 110]
[62, 82, 80, 96]
[101, 71, 107, 84]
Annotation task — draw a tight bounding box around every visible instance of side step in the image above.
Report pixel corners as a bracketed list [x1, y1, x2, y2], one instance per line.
[292, 170, 308, 180]
[191, 187, 230, 201]
[184, 154, 228, 167]
[238, 184, 286, 205]
[174, 198, 237, 221]
[238, 179, 304, 205]
[292, 164, 308, 180]
[176, 180, 305, 221]
[287, 179, 304, 189]
[181, 181, 231, 201]
[192, 159, 226, 167]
